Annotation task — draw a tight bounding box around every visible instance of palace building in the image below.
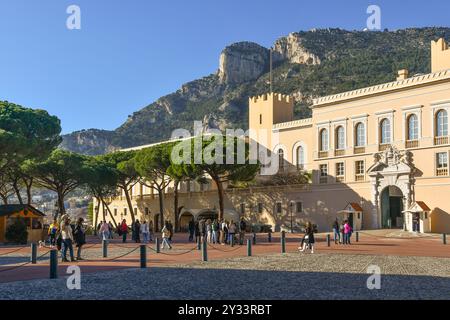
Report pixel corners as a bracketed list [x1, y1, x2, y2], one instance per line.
[96, 38, 450, 234]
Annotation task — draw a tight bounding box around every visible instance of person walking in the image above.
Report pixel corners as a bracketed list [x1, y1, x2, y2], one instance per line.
[149, 220, 154, 242]
[188, 218, 195, 242]
[198, 218, 206, 242]
[99, 221, 110, 241]
[194, 220, 200, 244]
[48, 219, 59, 247]
[134, 220, 141, 243]
[167, 220, 174, 242]
[141, 220, 149, 243]
[332, 218, 340, 244]
[239, 217, 247, 245]
[206, 219, 212, 243]
[344, 220, 352, 245]
[221, 220, 229, 245]
[120, 219, 128, 243]
[61, 217, 75, 262]
[108, 222, 114, 239]
[161, 222, 172, 250]
[228, 220, 237, 245]
[211, 219, 219, 244]
[74, 217, 86, 261]
[340, 221, 345, 245]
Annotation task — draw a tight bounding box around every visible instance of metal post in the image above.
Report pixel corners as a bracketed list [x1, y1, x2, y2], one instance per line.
[247, 239, 252, 257]
[30, 243, 37, 264]
[281, 231, 286, 253]
[356, 231, 359, 242]
[140, 245, 147, 268]
[49, 250, 58, 279]
[155, 237, 160, 253]
[326, 234, 330, 247]
[443, 234, 447, 245]
[202, 239, 208, 262]
[102, 240, 108, 258]
[268, 232, 272, 243]
[253, 232, 257, 245]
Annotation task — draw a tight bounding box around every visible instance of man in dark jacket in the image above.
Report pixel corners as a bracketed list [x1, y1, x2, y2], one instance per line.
[198, 219, 206, 242]
[134, 220, 141, 243]
[188, 219, 195, 242]
[239, 217, 247, 245]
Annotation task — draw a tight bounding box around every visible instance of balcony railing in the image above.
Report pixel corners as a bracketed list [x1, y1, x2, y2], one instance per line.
[318, 151, 329, 159]
[405, 140, 419, 149]
[378, 144, 390, 152]
[354, 146, 366, 154]
[335, 176, 345, 183]
[436, 167, 449, 177]
[434, 136, 449, 146]
[355, 174, 365, 182]
[319, 176, 328, 184]
[334, 149, 345, 157]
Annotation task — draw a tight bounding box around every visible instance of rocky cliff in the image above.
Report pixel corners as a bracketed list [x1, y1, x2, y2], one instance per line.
[61, 27, 450, 155]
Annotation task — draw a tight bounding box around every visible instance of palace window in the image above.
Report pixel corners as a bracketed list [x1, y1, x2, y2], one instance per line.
[276, 202, 282, 214]
[336, 126, 345, 150]
[257, 203, 263, 214]
[114, 208, 118, 216]
[134, 208, 138, 216]
[278, 149, 285, 172]
[436, 110, 448, 137]
[320, 129, 329, 151]
[123, 208, 127, 216]
[145, 207, 149, 216]
[319, 164, 328, 184]
[296, 202, 303, 213]
[407, 114, 419, 140]
[436, 152, 448, 176]
[380, 118, 391, 144]
[355, 161, 365, 182]
[296, 146, 305, 169]
[355, 122, 366, 147]
[260, 114, 262, 125]
[240, 203, 245, 215]
[336, 162, 345, 182]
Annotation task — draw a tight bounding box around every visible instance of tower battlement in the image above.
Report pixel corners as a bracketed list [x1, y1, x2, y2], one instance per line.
[431, 38, 450, 73]
[249, 93, 291, 105]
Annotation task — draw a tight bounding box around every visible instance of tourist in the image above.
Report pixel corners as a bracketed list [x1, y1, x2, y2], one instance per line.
[61, 217, 75, 262]
[344, 220, 352, 245]
[221, 220, 229, 245]
[239, 217, 247, 245]
[299, 221, 315, 253]
[206, 219, 212, 243]
[141, 220, 150, 243]
[340, 221, 345, 245]
[99, 221, 110, 241]
[228, 220, 237, 245]
[194, 220, 200, 244]
[149, 220, 154, 242]
[134, 220, 141, 243]
[48, 219, 59, 247]
[211, 219, 219, 244]
[332, 218, 340, 244]
[167, 220, 174, 242]
[74, 217, 86, 261]
[161, 222, 172, 250]
[108, 222, 114, 239]
[198, 218, 206, 242]
[120, 219, 128, 243]
[188, 218, 195, 242]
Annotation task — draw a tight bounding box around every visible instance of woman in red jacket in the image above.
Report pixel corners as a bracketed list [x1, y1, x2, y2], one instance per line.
[120, 219, 128, 243]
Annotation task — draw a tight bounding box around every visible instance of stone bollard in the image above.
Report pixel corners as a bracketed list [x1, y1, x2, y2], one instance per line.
[202, 239, 208, 262]
[443, 234, 447, 245]
[268, 232, 272, 243]
[247, 239, 252, 257]
[326, 234, 331, 247]
[356, 232, 359, 242]
[281, 231, 286, 253]
[155, 238, 161, 253]
[102, 240, 108, 258]
[253, 233, 257, 245]
[140, 245, 147, 268]
[30, 242, 37, 264]
[49, 249, 58, 279]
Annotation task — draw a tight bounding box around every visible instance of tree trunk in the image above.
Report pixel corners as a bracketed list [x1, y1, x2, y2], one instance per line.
[157, 188, 165, 231]
[214, 177, 225, 221]
[0, 194, 8, 205]
[12, 181, 23, 205]
[173, 180, 179, 232]
[23, 177, 33, 205]
[93, 197, 100, 236]
[101, 197, 118, 229]
[123, 186, 136, 224]
[57, 191, 66, 217]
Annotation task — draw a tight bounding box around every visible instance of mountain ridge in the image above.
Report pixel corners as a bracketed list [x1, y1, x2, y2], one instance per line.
[60, 27, 450, 155]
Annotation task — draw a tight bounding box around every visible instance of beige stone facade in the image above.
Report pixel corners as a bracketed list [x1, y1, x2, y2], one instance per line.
[97, 39, 450, 234]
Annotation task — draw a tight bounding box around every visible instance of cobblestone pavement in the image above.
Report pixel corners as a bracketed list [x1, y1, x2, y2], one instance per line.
[0, 253, 448, 300]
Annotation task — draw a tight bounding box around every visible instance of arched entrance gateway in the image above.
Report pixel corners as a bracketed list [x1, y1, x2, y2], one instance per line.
[368, 146, 415, 229]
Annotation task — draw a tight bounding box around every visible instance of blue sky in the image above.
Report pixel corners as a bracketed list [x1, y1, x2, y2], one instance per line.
[0, 0, 449, 134]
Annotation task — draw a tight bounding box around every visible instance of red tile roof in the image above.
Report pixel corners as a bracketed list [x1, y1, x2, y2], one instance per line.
[415, 201, 431, 211]
[348, 203, 363, 212]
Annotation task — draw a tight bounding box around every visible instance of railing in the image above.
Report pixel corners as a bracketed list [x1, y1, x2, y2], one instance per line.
[434, 136, 449, 146]
[436, 167, 449, 177]
[334, 149, 345, 157]
[354, 146, 365, 154]
[318, 151, 329, 159]
[335, 176, 345, 183]
[355, 174, 365, 182]
[405, 140, 419, 149]
[319, 176, 328, 184]
[378, 144, 390, 151]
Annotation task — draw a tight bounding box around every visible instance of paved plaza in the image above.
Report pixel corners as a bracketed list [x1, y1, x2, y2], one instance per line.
[0, 230, 449, 299]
